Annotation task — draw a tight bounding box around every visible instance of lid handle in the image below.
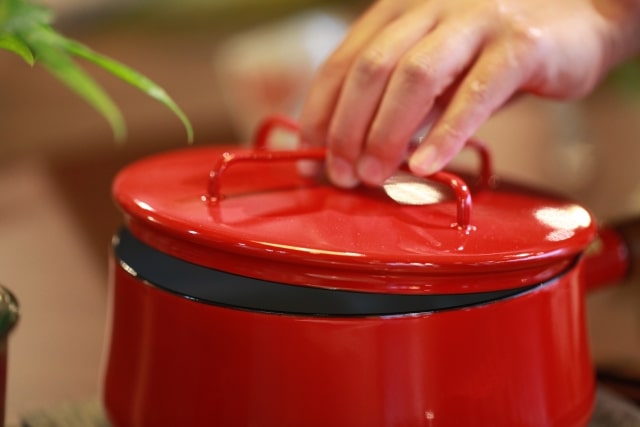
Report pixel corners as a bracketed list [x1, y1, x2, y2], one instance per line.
[253, 115, 494, 189]
[208, 115, 492, 231]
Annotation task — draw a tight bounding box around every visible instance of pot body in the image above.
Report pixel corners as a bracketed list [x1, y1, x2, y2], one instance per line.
[103, 247, 594, 427]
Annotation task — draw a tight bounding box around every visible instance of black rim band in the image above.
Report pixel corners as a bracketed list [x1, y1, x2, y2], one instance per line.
[114, 228, 544, 316]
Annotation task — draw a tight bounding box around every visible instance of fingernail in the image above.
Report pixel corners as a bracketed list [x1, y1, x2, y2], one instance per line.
[329, 156, 359, 188]
[357, 155, 384, 186]
[409, 145, 439, 176]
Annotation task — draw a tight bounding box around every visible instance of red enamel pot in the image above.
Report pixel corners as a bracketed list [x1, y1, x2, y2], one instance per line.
[102, 116, 630, 427]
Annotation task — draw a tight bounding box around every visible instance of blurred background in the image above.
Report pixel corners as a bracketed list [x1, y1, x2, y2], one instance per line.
[1, 0, 640, 424]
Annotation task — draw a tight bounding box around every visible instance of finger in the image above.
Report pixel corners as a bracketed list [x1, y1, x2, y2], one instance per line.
[356, 20, 488, 186]
[298, 0, 405, 151]
[408, 43, 530, 177]
[326, 4, 440, 187]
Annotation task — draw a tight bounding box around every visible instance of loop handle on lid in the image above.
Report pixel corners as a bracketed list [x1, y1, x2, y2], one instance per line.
[254, 115, 494, 189]
[254, 114, 300, 150]
[207, 115, 489, 231]
[464, 139, 493, 191]
[207, 147, 325, 201]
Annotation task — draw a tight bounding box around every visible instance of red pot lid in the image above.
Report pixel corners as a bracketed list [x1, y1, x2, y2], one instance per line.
[112, 117, 597, 295]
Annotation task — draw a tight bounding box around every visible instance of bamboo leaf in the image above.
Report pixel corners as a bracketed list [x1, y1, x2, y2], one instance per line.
[0, 33, 34, 65]
[31, 41, 127, 142]
[55, 34, 194, 143]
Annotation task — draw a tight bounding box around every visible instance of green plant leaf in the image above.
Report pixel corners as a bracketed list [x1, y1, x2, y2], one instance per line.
[53, 33, 194, 143]
[30, 40, 127, 142]
[0, 0, 53, 33]
[1, 0, 194, 143]
[0, 33, 33, 65]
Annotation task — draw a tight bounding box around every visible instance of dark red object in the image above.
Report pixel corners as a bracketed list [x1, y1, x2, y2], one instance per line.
[581, 225, 630, 292]
[103, 116, 627, 427]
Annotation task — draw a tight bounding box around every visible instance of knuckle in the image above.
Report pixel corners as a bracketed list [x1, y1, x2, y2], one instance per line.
[398, 55, 437, 88]
[465, 79, 491, 106]
[437, 121, 467, 144]
[354, 47, 393, 81]
[508, 23, 546, 59]
[480, 3, 547, 64]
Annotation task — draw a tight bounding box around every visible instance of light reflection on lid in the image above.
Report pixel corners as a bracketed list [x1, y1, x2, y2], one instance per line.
[534, 206, 591, 242]
[534, 206, 591, 230]
[134, 199, 156, 212]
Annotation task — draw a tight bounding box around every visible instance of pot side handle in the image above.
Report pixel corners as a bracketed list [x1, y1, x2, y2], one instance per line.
[582, 219, 639, 292]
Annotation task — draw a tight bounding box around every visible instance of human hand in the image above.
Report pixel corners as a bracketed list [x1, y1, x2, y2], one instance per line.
[299, 0, 640, 188]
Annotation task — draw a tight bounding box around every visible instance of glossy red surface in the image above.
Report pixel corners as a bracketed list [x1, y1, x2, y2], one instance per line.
[209, 147, 471, 229]
[582, 225, 630, 292]
[112, 144, 596, 293]
[106, 122, 602, 426]
[103, 258, 595, 427]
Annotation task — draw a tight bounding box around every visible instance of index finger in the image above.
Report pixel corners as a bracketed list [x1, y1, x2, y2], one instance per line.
[298, 1, 405, 149]
[409, 42, 533, 176]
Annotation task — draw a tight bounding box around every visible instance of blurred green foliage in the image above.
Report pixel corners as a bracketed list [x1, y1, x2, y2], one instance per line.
[0, 0, 193, 142]
[604, 58, 640, 102]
